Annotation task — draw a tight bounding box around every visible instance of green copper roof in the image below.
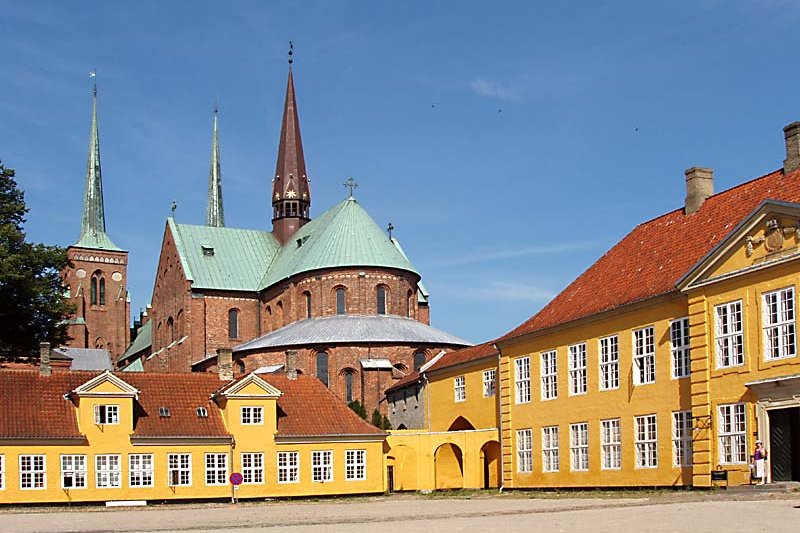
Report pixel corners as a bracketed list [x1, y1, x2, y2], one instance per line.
[119, 319, 152, 362]
[259, 197, 419, 290]
[121, 358, 144, 372]
[169, 219, 280, 291]
[75, 87, 121, 251]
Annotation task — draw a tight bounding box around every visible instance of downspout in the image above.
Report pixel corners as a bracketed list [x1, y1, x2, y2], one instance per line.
[493, 343, 504, 492]
[424, 372, 431, 430]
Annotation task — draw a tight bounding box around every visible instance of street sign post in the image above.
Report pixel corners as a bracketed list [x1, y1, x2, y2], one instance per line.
[230, 472, 243, 503]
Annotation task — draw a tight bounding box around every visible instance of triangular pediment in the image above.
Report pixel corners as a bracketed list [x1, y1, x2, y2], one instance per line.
[71, 370, 139, 398]
[216, 373, 282, 399]
[678, 200, 800, 290]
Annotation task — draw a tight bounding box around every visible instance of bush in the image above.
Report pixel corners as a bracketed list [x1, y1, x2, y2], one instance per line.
[348, 400, 367, 420]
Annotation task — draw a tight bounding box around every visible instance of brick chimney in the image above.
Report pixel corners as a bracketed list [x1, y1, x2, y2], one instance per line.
[39, 342, 52, 377]
[285, 350, 298, 380]
[684, 167, 714, 215]
[217, 348, 233, 381]
[784, 122, 800, 174]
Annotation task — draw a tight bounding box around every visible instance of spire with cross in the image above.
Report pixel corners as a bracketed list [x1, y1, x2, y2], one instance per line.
[387, 222, 394, 239]
[343, 177, 358, 198]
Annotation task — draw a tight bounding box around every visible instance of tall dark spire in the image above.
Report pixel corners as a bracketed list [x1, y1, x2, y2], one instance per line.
[271, 43, 311, 245]
[76, 82, 120, 251]
[206, 101, 224, 227]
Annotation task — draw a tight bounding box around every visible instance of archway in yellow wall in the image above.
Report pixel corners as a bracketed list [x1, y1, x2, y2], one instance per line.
[391, 445, 418, 491]
[435, 443, 464, 490]
[480, 440, 501, 489]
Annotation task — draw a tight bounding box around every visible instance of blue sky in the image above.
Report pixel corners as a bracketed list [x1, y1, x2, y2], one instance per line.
[3, 1, 800, 344]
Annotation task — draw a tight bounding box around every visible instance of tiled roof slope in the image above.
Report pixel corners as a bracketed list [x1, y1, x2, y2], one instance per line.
[265, 374, 386, 437]
[169, 219, 280, 291]
[384, 370, 421, 394]
[0, 371, 86, 439]
[425, 342, 498, 373]
[499, 168, 800, 343]
[259, 198, 419, 290]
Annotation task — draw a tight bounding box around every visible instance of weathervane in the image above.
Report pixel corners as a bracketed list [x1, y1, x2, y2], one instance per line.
[387, 222, 394, 239]
[288, 41, 294, 66]
[343, 177, 358, 198]
[171, 200, 178, 218]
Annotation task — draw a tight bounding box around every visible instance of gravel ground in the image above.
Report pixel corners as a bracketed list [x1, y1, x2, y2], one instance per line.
[1, 491, 798, 533]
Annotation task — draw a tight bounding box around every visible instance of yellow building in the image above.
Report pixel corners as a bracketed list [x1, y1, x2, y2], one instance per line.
[0, 356, 385, 504]
[386, 121, 800, 492]
[491, 122, 800, 489]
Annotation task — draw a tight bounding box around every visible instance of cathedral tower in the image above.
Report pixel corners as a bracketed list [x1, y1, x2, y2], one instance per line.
[271, 54, 311, 244]
[62, 84, 130, 358]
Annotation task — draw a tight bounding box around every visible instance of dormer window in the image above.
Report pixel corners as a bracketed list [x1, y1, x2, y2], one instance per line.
[158, 407, 171, 418]
[201, 245, 215, 257]
[94, 405, 119, 425]
[196, 407, 208, 418]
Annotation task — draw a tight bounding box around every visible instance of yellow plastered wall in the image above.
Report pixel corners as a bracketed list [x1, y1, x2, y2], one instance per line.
[498, 294, 693, 488]
[428, 360, 499, 432]
[688, 259, 800, 486]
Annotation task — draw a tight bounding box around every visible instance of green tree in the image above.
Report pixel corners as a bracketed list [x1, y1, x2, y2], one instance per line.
[371, 408, 383, 428]
[348, 400, 367, 420]
[0, 162, 71, 360]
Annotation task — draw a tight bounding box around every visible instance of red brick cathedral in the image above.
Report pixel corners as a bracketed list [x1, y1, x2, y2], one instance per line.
[109, 62, 470, 415]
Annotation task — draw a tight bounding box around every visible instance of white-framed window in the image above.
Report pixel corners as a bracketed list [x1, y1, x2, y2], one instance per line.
[277, 451, 299, 483]
[241, 453, 264, 484]
[542, 426, 559, 472]
[60, 455, 87, 489]
[205, 453, 228, 486]
[635, 415, 658, 468]
[0, 454, 4, 490]
[168, 453, 192, 486]
[763, 287, 796, 360]
[670, 318, 691, 378]
[715, 301, 744, 368]
[241, 406, 264, 425]
[601, 419, 621, 470]
[483, 369, 496, 397]
[95, 454, 121, 488]
[568, 343, 587, 395]
[633, 326, 656, 385]
[94, 404, 119, 425]
[454, 376, 466, 402]
[599, 335, 619, 390]
[312, 451, 333, 482]
[129, 454, 154, 487]
[345, 450, 366, 481]
[515, 356, 531, 404]
[672, 411, 693, 468]
[516, 429, 533, 473]
[540, 350, 558, 400]
[19, 455, 46, 490]
[570, 423, 589, 471]
[718, 403, 747, 464]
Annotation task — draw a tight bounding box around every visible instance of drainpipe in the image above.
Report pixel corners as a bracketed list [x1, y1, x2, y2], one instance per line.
[493, 343, 504, 492]
[423, 372, 431, 431]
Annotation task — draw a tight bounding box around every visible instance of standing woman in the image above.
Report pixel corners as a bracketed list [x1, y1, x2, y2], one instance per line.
[753, 440, 768, 485]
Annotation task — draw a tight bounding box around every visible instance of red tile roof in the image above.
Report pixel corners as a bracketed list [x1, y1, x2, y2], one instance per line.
[498, 168, 800, 343]
[0, 370, 384, 441]
[265, 374, 386, 437]
[385, 370, 421, 394]
[425, 342, 498, 373]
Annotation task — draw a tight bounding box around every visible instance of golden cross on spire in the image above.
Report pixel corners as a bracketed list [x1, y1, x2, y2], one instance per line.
[343, 177, 358, 198]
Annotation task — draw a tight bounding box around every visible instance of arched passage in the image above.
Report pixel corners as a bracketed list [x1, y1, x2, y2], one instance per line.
[434, 443, 464, 490]
[480, 440, 501, 489]
[390, 444, 417, 491]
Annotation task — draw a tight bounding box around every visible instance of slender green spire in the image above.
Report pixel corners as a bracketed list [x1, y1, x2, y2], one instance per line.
[206, 101, 224, 227]
[75, 84, 120, 250]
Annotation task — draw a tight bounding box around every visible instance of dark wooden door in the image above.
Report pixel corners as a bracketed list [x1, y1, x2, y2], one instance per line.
[769, 408, 800, 482]
[387, 466, 394, 493]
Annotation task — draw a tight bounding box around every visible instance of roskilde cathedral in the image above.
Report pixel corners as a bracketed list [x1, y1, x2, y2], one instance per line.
[61, 59, 471, 416]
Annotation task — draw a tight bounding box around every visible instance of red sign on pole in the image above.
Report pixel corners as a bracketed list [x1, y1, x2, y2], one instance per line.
[230, 472, 243, 486]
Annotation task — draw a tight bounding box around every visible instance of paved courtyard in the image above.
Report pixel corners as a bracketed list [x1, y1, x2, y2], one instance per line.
[2, 491, 799, 533]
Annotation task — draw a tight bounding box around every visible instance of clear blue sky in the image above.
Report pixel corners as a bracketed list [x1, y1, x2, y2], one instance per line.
[2, 1, 800, 344]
